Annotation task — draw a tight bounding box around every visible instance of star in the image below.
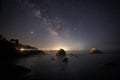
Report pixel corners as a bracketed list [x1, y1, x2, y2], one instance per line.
[30, 31, 34, 35]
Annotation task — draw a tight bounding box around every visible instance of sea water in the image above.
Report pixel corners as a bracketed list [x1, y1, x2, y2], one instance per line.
[16, 51, 120, 80]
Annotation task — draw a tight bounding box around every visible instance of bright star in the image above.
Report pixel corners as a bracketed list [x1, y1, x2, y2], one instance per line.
[30, 31, 34, 35]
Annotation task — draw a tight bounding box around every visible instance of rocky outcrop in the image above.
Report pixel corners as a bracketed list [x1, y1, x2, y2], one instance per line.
[56, 49, 66, 56]
[90, 48, 104, 54]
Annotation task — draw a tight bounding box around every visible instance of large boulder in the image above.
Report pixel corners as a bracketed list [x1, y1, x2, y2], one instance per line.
[56, 49, 66, 56]
[90, 48, 104, 54]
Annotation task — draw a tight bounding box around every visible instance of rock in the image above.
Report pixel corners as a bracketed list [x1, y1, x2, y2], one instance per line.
[90, 48, 104, 54]
[62, 57, 68, 63]
[0, 38, 19, 62]
[56, 49, 66, 56]
[1, 63, 31, 79]
[51, 58, 55, 60]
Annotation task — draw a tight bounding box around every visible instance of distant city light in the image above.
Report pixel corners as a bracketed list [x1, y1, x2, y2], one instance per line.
[20, 48, 25, 51]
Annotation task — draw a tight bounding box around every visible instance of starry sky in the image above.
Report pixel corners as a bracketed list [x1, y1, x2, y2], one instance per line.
[0, 0, 120, 50]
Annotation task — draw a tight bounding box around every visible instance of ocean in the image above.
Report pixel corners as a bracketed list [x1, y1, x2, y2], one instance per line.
[15, 51, 120, 80]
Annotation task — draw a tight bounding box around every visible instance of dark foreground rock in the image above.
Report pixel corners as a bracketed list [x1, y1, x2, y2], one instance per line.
[0, 63, 31, 79]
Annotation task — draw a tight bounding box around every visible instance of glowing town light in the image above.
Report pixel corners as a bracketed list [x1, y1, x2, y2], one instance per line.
[20, 48, 25, 51]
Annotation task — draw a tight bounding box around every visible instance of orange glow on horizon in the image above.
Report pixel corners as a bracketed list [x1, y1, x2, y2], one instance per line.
[20, 48, 25, 51]
[39, 47, 69, 51]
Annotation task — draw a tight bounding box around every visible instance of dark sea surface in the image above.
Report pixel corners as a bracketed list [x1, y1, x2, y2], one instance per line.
[15, 51, 120, 80]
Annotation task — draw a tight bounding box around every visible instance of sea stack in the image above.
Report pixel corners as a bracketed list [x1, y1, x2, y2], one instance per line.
[56, 49, 66, 56]
[90, 48, 103, 54]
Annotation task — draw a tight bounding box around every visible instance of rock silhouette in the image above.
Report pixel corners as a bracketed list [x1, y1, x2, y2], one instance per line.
[0, 35, 19, 62]
[56, 49, 66, 56]
[90, 48, 104, 54]
[1, 63, 31, 80]
[0, 35, 31, 79]
[62, 57, 68, 64]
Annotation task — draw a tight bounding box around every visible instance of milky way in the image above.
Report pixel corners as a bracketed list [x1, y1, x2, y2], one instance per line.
[1, 0, 120, 50]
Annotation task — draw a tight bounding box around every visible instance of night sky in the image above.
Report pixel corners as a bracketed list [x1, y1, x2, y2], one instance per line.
[0, 0, 120, 50]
